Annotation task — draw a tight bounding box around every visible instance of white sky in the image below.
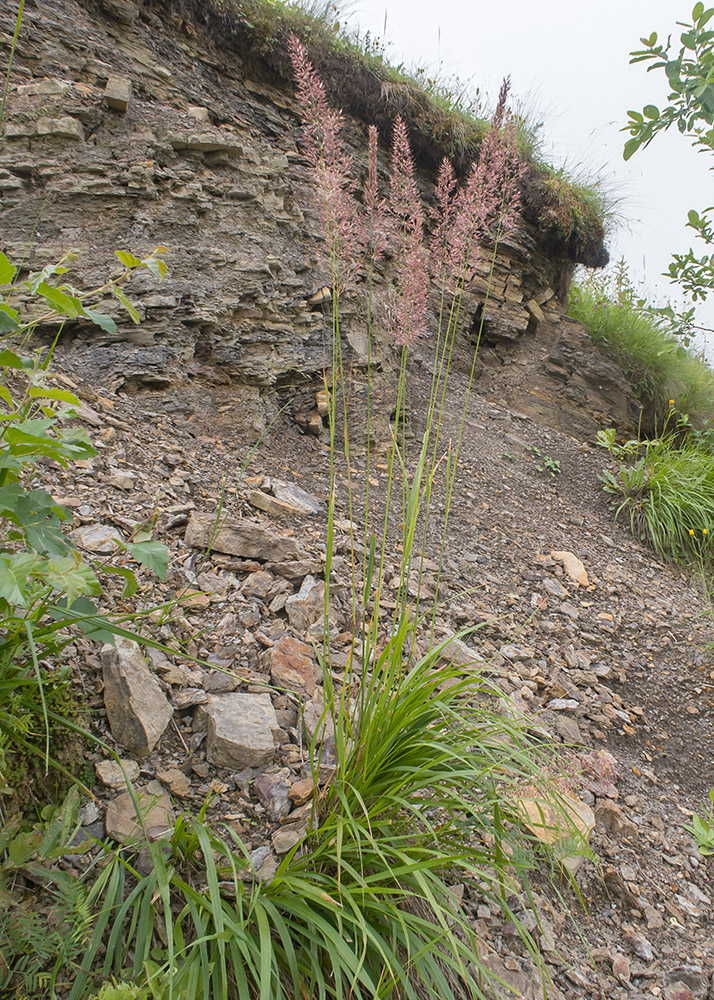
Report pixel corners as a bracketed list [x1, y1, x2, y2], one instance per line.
[349, 0, 714, 354]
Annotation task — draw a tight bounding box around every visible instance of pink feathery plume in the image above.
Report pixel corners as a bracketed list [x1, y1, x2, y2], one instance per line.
[288, 34, 363, 289]
[446, 77, 524, 282]
[364, 124, 388, 263]
[429, 157, 458, 282]
[388, 116, 428, 346]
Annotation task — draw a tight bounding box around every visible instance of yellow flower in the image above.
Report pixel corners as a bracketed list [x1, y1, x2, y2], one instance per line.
[704, 528, 708, 535]
[668, 399, 675, 406]
[689, 528, 695, 536]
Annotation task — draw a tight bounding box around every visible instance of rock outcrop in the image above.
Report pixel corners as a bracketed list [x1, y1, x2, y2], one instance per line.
[0, 0, 640, 443]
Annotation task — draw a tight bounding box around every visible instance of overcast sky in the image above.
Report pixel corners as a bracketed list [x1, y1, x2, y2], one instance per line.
[349, 0, 714, 353]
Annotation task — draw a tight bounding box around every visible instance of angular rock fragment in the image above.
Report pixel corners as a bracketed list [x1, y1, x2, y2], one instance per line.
[264, 635, 321, 696]
[253, 774, 291, 821]
[272, 823, 308, 855]
[73, 523, 125, 554]
[197, 693, 280, 768]
[156, 767, 191, 797]
[269, 479, 323, 515]
[285, 575, 324, 632]
[515, 787, 595, 875]
[551, 550, 589, 586]
[185, 512, 301, 561]
[101, 639, 173, 757]
[95, 758, 140, 789]
[104, 75, 132, 112]
[36, 116, 84, 140]
[105, 780, 173, 844]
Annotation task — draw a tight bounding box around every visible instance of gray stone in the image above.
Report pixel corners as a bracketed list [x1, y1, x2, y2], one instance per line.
[105, 467, 136, 489]
[188, 105, 211, 122]
[105, 780, 173, 844]
[36, 116, 84, 140]
[272, 823, 307, 855]
[185, 512, 302, 562]
[546, 698, 579, 711]
[99, 0, 140, 23]
[95, 758, 140, 789]
[253, 774, 291, 821]
[104, 75, 132, 112]
[437, 632, 487, 669]
[72, 523, 125, 554]
[285, 575, 324, 632]
[17, 78, 71, 96]
[269, 479, 323, 515]
[197, 693, 280, 768]
[169, 131, 243, 155]
[303, 690, 335, 745]
[101, 638, 173, 757]
[543, 577, 568, 599]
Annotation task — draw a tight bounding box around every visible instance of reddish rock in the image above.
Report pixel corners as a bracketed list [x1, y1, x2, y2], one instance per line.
[265, 636, 321, 696]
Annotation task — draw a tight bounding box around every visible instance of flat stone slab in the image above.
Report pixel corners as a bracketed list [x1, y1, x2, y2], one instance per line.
[197, 692, 280, 769]
[185, 511, 302, 562]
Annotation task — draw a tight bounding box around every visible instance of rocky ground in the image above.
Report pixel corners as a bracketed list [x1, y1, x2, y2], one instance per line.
[27, 341, 714, 1000]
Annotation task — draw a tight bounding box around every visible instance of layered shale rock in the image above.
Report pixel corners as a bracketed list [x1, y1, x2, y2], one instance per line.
[0, 0, 639, 443]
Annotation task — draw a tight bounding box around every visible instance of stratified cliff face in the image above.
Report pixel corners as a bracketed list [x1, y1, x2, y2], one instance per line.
[0, 0, 640, 441]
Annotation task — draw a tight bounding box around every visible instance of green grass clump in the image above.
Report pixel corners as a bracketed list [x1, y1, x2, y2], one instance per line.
[600, 427, 714, 562]
[568, 276, 714, 426]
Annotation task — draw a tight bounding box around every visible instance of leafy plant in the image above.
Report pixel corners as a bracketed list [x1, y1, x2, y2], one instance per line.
[600, 425, 714, 562]
[0, 788, 94, 997]
[684, 788, 714, 855]
[625, 4, 714, 303]
[525, 443, 561, 476]
[0, 249, 170, 796]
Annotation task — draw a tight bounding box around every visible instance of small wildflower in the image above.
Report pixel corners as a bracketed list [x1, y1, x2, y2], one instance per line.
[689, 528, 695, 536]
[704, 528, 708, 535]
[669, 399, 675, 406]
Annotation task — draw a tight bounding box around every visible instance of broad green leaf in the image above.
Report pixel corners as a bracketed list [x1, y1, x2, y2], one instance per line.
[104, 563, 139, 598]
[0, 251, 16, 286]
[16, 489, 71, 555]
[143, 257, 167, 281]
[643, 104, 659, 119]
[44, 557, 100, 603]
[123, 539, 169, 580]
[115, 250, 142, 269]
[693, 2, 705, 21]
[48, 596, 117, 645]
[0, 349, 32, 370]
[112, 285, 141, 323]
[83, 308, 117, 336]
[0, 303, 19, 333]
[37, 281, 81, 317]
[623, 137, 643, 160]
[29, 386, 81, 405]
[0, 551, 42, 605]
